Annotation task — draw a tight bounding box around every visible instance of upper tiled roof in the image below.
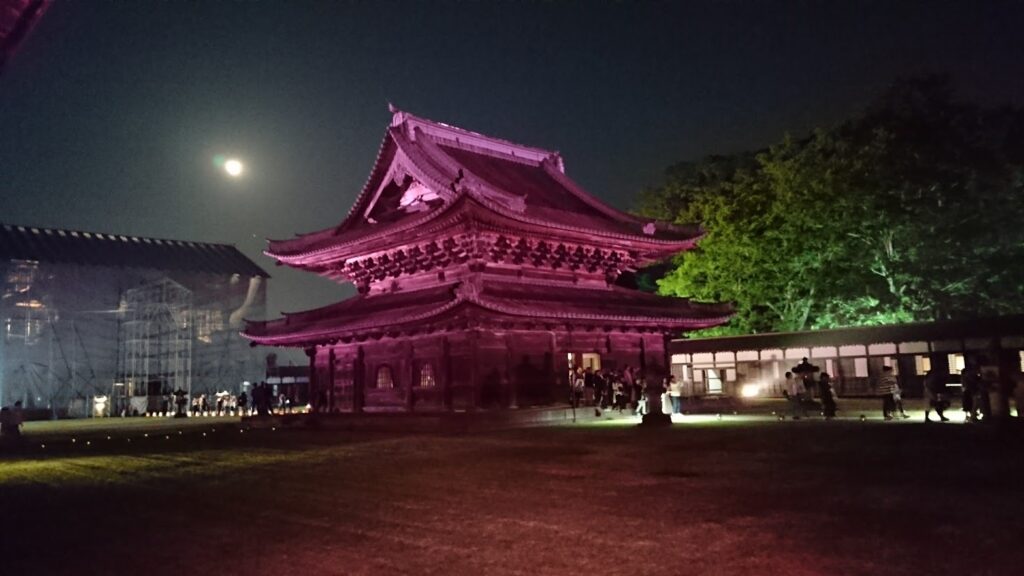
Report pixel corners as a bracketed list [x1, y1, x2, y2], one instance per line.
[266, 108, 700, 262]
[0, 223, 269, 278]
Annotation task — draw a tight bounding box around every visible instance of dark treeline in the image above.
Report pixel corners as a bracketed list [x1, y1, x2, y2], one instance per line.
[636, 76, 1024, 335]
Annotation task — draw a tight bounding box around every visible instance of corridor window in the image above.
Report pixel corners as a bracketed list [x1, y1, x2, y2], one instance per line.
[854, 358, 868, 378]
[706, 369, 723, 394]
[419, 363, 436, 387]
[915, 355, 931, 375]
[375, 365, 394, 389]
[948, 354, 965, 375]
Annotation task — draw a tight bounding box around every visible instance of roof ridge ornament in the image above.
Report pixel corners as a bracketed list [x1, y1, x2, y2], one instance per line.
[389, 102, 407, 127]
[643, 222, 657, 236]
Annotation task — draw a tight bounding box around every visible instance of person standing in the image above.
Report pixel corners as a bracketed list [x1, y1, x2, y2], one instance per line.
[819, 372, 837, 419]
[660, 376, 672, 415]
[961, 362, 980, 423]
[891, 380, 910, 419]
[923, 369, 949, 422]
[622, 365, 636, 409]
[634, 384, 648, 417]
[668, 375, 683, 415]
[13, 401, 24, 434]
[877, 366, 898, 420]
[1, 401, 25, 437]
[785, 371, 806, 420]
[583, 368, 595, 407]
[977, 366, 994, 422]
[0, 404, 15, 438]
[593, 369, 606, 410]
[572, 368, 584, 407]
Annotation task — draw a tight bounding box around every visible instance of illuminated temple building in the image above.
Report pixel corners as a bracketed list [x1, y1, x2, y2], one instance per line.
[243, 108, 730, 412]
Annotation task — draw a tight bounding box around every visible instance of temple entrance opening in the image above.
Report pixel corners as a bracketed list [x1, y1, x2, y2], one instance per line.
[567, 352, 602, 372]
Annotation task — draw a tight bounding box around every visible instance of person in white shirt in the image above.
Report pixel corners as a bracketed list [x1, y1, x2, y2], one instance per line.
[668, 375, 684, 414]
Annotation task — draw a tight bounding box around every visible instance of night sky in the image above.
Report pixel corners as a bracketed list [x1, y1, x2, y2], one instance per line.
[2, 1, 1023, 320]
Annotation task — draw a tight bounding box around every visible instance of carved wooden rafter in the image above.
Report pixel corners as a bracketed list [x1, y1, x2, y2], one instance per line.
[339, 233, 638, 291]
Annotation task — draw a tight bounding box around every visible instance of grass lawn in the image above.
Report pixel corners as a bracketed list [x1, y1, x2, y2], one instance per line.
[1, 415, 1022, 575]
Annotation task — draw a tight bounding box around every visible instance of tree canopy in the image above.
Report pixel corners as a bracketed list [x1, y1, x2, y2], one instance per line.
[637, 77, 1024, 335]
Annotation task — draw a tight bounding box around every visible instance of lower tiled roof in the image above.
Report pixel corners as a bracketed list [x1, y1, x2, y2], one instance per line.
[243, 280, 731, 346]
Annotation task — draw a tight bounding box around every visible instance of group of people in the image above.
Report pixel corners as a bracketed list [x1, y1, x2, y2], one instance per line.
[570, 366, 689, 417]
[860, 357, 1019, 423]
[149, 382, 295, 417]
[955, 359, 1016, 423]
[249, 381, 299, 416]
[188, 392, 245, 417]
[571, 366, 641, 415]
[783, 358, 838, 420]
[920, 359, 1020, 424]
[0, 401, 24, 439]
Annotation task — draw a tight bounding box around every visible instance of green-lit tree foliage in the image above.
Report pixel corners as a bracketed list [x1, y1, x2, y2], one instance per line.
[638, 77, 1024, 335]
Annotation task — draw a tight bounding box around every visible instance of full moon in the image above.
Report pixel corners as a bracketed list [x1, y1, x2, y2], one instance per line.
[224, 159, 244, 177]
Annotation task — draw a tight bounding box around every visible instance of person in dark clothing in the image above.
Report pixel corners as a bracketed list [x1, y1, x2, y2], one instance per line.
[818, 372, 837, 419]
[0, 401, 23, 438]
[593, 370, 606, 410]
[924, 369, 949, 422]
[977, 367, 994, 422]
[961, 363, 980, 422]
[583, 368, 595, 407]
[254, 382, 270, 416]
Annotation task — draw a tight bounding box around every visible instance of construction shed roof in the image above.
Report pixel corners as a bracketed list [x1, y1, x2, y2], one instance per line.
[0, 223, 269, 278]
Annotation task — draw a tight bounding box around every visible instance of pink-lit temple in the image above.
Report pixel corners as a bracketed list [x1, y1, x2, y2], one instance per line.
[243, 108, 731, 412]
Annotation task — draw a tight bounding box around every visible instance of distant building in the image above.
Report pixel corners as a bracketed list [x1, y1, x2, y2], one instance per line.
[669, 316, 1024, 399]
[0, 223, 268, 417]
[243, 108, 730, 412]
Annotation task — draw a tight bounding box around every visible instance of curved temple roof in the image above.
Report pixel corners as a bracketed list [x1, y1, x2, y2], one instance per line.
[245, 108, 730, 344]
[243, 280, 732, 347]
[266, 107, 701, 266]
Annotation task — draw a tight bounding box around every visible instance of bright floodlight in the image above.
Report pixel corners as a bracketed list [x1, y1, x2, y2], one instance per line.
[224, 159, 244, 177]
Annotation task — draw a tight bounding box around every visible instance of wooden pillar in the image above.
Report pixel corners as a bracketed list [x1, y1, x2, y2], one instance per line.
[505, 333, 517, 409]
[469, 330, 480, 411]
[405, 341, 416, 412]
[662, 333, 671, 382]
[441, 335, 452, 411]
[549, 331, 559, 405]
[328, 348, 336, 412]
[353, 345, 365, 414]
[305, 347, 318, 413]
[638, 334, 647, 377]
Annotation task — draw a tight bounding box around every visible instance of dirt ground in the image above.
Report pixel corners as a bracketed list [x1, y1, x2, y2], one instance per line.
[1, 415, 1022, 575]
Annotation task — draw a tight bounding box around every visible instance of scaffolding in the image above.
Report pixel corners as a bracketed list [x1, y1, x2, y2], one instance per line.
[117, 278, 193, 409]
